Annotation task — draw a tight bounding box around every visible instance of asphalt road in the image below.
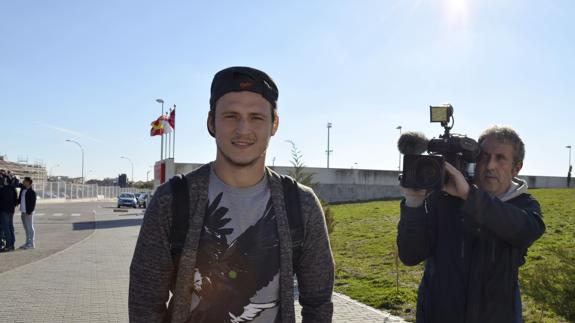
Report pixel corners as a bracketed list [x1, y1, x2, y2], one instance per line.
[0, 201, 144, 273]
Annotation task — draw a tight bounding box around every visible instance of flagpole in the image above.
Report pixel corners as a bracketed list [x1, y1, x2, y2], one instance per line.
[166, 112, 170, 159]
[165, 117, 168, 159]
[156, 99, 164, 161]
[166, 112, 170, 158]
[169, 109, 172, 158]
[173, 104, 176, 159]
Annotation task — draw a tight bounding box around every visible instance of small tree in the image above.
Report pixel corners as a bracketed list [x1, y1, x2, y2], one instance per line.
[285, 140, 335, 234]
[285, 140, 315, 186]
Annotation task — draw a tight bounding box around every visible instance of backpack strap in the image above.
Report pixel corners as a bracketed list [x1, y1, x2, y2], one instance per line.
[280, 175, 305, 270]
[169, 174, 190, 262]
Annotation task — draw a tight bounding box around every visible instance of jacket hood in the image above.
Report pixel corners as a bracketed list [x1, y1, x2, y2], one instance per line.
[499, 177, 528, 202]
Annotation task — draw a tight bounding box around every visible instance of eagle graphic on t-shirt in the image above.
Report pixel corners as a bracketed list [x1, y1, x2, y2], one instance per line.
[188, 192, 280, 322]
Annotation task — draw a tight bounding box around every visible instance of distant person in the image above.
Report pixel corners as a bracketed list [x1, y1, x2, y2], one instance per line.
[397, 125, 545, 323]
[129, 67, 334, 322]
[0, 170, 5, 249]
[17, 177, 37, 249]
[0, 173, 18, 252]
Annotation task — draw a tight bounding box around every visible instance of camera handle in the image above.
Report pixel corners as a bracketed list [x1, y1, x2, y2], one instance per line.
[440, 114, 455, 139]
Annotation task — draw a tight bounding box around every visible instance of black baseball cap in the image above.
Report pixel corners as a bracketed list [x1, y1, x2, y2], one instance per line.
[209, 66, 279, 110]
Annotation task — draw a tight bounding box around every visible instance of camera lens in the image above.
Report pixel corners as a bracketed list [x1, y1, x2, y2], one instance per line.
[414, 157, 442, 188]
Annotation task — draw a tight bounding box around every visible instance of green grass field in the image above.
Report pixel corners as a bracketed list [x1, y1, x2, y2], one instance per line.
[329, 188, 575, 322]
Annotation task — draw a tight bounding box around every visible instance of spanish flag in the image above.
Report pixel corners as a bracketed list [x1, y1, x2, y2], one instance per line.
[150, 116, 165, 136]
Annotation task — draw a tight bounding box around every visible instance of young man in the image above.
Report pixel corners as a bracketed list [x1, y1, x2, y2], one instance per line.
[130, 67, 334, 323]
[18, 177, 37, 249]
[397, 126, 545, 323]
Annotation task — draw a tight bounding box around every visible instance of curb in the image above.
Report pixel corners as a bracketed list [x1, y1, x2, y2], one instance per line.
[333, 292, 407, 322]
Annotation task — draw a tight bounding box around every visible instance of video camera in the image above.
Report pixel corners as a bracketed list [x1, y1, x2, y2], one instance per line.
[0, 170, 20, 188]
[398, 104, 481, 190]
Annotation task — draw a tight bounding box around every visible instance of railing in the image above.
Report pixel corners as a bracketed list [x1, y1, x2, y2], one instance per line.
[34, 181, 150, 200]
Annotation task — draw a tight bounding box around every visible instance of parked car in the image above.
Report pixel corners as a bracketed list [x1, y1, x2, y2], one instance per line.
[137, 192, 149, 208]
[117, 193, 138, 208]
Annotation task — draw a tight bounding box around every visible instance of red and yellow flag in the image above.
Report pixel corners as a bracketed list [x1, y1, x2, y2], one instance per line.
[168, 107, 175, 130]
[150, 116, 165, 136]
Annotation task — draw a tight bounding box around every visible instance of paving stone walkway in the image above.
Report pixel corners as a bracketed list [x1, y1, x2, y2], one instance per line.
[0, 211, 406, 323]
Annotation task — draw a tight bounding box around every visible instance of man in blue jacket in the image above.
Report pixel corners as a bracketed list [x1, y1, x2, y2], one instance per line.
[397, 125, 545, 323]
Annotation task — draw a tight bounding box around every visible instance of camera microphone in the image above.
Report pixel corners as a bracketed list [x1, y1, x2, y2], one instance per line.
[397, 132, 429, 155]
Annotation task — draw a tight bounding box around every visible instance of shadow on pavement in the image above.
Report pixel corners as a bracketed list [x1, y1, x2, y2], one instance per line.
[73, 218, 143, 231]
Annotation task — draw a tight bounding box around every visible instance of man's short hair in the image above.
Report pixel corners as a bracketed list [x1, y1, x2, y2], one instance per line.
[24, 177, 33, 184]
[478, 125, 525, 166]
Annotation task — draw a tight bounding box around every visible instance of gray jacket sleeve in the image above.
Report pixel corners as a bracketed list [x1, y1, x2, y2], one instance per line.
[129, 184, 174, 323]
[295, 186, 335, 323]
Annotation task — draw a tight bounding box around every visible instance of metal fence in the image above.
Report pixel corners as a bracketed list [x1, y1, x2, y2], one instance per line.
[34, 181, 150, 200]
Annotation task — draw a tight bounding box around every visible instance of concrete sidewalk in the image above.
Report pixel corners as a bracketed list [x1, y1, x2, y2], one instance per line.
[0, 211, 405, 323]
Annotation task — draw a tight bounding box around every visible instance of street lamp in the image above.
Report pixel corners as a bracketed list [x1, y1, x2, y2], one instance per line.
[65, 139, 84, 184]
[567, 145, 572, 188]
[326, 122, 333, 168]
[120, 156, 134, 184]
[156, 98, 165, 160]
[396, 126, 402, 171]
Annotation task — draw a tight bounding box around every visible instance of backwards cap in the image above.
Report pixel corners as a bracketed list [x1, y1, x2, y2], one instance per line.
[209, 66, 279, 109]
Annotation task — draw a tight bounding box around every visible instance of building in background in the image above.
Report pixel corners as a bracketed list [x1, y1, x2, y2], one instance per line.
[0, 155, 47, 184]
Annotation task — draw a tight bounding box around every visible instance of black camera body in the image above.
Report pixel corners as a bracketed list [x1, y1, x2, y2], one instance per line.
[402, 154, 446, 190]
[399, 104, 481, 190]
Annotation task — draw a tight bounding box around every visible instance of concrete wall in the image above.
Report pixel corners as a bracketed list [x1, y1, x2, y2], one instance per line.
[518, 175, 569, 189]
[169, 162, 569, 203]
[270, 166, 403, 203]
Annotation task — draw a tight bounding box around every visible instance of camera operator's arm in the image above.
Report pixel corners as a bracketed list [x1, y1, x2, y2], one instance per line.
[462, 187, 544, 248]
[442, 162, 544, 247]
[397, 187, 435, 266]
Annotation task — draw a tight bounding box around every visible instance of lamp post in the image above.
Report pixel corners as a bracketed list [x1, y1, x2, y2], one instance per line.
[120, 156, 134, 184]
[156, 98, 165, 160]
[66, 139, 84, 184]
[567, 145, 572, 188]
[396, 126, 402, 171]
[326, 122, 333, 168]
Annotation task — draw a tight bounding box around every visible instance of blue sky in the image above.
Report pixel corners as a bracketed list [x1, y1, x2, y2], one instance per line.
[1, 0, 574, 181]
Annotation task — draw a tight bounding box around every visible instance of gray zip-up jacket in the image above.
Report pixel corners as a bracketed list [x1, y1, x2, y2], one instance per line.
[129, 164, 334, 323]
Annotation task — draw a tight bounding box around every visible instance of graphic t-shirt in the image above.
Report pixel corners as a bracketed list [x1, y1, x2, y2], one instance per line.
[188, 168, 280, 323]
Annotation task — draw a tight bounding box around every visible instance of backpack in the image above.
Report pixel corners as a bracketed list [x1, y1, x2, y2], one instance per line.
[168, 174, 304, 271]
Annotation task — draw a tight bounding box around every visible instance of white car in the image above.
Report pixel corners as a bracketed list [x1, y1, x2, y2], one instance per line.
[117, 193, 138, 208]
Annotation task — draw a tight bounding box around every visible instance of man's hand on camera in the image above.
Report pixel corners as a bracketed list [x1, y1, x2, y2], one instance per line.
[443, 162, 470, 200]
[400, 186, 428, 208]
